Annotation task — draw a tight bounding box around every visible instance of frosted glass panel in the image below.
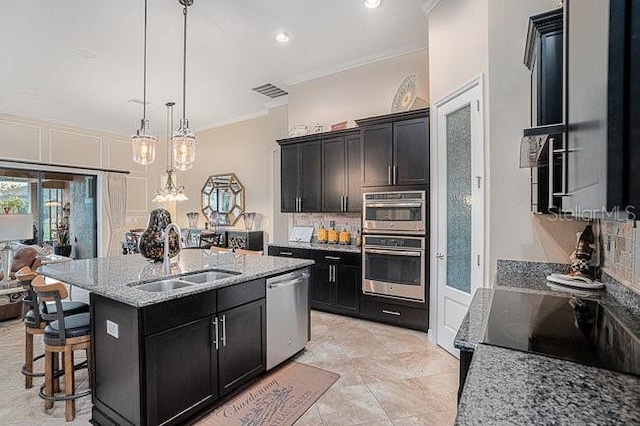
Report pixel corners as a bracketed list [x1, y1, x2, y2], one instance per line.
[446, 105, 472, 294]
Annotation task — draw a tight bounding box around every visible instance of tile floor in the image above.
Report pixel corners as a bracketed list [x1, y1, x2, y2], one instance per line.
[0, 310, 458, 425]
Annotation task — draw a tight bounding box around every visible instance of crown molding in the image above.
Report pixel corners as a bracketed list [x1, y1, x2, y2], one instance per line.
[195, 110, 269, 132]
[283, 44, 427, 86]
[265, 96, 289, 109]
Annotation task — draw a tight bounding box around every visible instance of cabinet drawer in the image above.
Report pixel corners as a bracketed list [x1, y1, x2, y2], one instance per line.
[310, 250, 361, 266]
[217, 279, 265, 312]
[360, 299, 428, 331]
[143, 290, 217, 336]
[267, 246, 310, 259]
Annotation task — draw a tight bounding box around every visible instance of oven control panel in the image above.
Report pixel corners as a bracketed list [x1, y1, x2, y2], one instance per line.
[363, 236, 424, 249]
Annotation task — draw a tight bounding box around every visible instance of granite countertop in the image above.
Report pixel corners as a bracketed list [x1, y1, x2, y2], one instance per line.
[38, 250, 314, 308]
[456, 344, 639, 425]
[454, 260, 640, 425]
[270, 241, 362, 254]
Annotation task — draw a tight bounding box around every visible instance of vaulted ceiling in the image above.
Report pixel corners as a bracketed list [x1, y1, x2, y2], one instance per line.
[0, 0, 427, 135]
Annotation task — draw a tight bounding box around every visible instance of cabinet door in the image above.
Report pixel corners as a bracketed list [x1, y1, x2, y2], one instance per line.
[299, 141, 322, 212]
[394, 118, 429, 186]
[145, 318, 217, 426]
[218, 299, 266, 397]
[310, 263, 332, 310]
[322, 137, 346, 212]
[334, 265, 360, 313]
[362, 124, 393, 187]
[346, 134, 362, 212]
[281, 145, 299, 212]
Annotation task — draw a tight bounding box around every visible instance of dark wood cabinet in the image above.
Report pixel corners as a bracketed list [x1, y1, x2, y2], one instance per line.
[322, 132, 362, 213]
[310, 251, 360, 314]
[359, 296, 428, 332]
[145, 318, 218, 426]
[358, 109, 429, 188]
[524, 9, 564, 214]
[217, 299, 266, 397]
[280, 142, 322, 212]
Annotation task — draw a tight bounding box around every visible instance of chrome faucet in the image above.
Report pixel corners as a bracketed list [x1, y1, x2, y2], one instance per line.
[163, 223, 181, 275]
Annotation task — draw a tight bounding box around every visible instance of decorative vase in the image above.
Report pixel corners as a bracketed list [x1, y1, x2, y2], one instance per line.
[241, 212, 256, 230]
[186, 212, 199, 228]
[139, 208, 181, 262]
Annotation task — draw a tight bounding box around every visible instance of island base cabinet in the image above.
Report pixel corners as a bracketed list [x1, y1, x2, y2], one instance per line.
[145, 318, 218, 426]
[218, 299, 266, 397]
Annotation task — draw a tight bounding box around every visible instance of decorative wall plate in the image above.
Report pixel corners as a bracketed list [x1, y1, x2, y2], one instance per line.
[391, 73, 419, 113]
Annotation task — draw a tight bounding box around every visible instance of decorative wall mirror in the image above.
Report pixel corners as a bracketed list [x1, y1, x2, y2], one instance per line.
[201, 173, 245, 226]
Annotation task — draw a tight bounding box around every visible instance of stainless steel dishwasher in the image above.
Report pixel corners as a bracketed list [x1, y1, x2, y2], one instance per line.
[266, 268, 309, 370]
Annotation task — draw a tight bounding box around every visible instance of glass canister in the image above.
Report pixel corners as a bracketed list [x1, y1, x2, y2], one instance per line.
[339, 227, 350, 245]
[327, 221, 338, 244]
[317, 223, 328, 243]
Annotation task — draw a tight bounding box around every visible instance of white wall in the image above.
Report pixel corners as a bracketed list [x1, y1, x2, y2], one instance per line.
[288, 50, 429, 130]
[0, 113, 156, 255]
[164, 106, 289, 244]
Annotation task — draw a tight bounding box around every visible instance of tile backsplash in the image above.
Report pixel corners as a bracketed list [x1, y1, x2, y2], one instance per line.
[599, 219, 640, 294]
[289, 213, 361, 242]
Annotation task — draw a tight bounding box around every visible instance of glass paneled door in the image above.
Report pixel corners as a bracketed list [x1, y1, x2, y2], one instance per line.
[433, 77, 484, 356]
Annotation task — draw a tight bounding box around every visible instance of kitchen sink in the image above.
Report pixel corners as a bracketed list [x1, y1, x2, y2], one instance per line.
[180, 270, 240, 284]
[134, 279, 193, 292]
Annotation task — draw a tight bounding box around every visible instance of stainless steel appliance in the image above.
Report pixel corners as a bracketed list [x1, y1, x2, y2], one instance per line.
[362, 190, 426, 235]
[362, 235, 426, 302]
[266, 269, 309, 370]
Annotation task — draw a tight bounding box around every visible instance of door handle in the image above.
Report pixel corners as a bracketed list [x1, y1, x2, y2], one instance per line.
[436, 253, 445, 260]
[212, 317, 219, 350]
[268, 278, 305, 289]
[220, 315, 227, 347]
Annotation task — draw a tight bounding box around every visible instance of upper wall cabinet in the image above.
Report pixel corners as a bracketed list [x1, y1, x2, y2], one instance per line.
[322, 132, 362, 213]
[564, 0, 640, 214]
[280, 141, 322, 213]
[357, 109, 429, 188]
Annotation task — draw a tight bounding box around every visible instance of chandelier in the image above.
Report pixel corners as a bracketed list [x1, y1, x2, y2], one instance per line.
[172, 0, 196, 171]
[131, 0, 157, 165]
[152, 102, 188, 203]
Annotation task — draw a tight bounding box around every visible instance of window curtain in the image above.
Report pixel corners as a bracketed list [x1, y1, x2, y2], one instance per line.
[103, 172, 128, 256]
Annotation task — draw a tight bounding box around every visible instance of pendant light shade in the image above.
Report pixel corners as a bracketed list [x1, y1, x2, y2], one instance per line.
[132, 0, 157, 165]
[172, 0, 196, 171]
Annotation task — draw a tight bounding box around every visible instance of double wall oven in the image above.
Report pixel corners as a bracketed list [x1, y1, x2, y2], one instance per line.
[362, 191, 427, 302]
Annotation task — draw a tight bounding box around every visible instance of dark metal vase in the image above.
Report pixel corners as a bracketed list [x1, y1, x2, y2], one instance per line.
[138, 208, 181, 262]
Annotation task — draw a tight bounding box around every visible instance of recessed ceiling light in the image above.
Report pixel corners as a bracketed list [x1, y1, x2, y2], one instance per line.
[74, 48, 97, 59]
[365, 0, 381, 8]
[275, 32, 290, 43]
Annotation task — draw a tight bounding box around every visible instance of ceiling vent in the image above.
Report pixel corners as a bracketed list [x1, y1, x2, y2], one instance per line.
[252, 83, 288, 99]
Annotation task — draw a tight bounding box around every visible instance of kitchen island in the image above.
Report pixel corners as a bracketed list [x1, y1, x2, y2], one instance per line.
[39, 250, 314, 426]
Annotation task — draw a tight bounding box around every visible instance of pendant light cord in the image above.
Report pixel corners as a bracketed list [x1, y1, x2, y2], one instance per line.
[181, 4, 188, 121]
[142, 0, 149, 121]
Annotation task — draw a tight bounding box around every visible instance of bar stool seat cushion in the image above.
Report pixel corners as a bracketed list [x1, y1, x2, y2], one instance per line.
[43, 313, 91, 343]
[24, 301, 89, 328]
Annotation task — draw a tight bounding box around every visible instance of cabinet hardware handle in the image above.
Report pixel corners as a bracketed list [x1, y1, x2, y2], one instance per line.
[388, 166, 392, 185]
[393, 166, 398, 185]
[341, 196, 345, 212]
[332, 265, 337, 282]
[280, 251, 293, 256]
[212, 317, 219, 350]
[221, 315, 227, 347]
[382, 310, 401, 316]
[325, 256, 341, 260]
[299, 197, 303, 212]
[344, 196, 348, 212]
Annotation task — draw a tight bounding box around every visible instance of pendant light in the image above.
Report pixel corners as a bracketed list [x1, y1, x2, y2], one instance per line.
[172, 0, 196, 171]
[153, 102, 188, 203]
[132, 0, 157, 165]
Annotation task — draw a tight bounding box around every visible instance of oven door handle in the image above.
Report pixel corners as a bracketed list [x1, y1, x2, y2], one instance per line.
[364, 202, 423, 208]
[365, 249, 422, 257]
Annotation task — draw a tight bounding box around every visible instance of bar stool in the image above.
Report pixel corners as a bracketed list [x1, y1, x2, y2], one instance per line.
[232, 248, 264, 256]
[31, 275, 91, 422]
[17, 267, 89, 389]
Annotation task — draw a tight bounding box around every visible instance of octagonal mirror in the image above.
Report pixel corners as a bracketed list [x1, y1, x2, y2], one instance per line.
[201, 173, 245, 226]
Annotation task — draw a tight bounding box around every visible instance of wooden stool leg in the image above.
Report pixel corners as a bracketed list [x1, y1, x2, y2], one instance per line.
[64, 346, 75, 422]
[53, 352, 61, 393]
[25, 330, 33, 389]
[44, 350, 54, 410]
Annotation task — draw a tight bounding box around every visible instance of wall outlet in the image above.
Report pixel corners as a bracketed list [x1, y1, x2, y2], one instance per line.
[106, 320, 119, 338]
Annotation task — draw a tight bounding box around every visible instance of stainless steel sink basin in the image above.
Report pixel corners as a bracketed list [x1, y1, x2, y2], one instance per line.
[180, 270, 240, 284]
[134, 279, 193, 292]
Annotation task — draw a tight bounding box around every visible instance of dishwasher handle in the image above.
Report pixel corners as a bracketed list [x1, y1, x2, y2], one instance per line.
[268, 277, 307, 289]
